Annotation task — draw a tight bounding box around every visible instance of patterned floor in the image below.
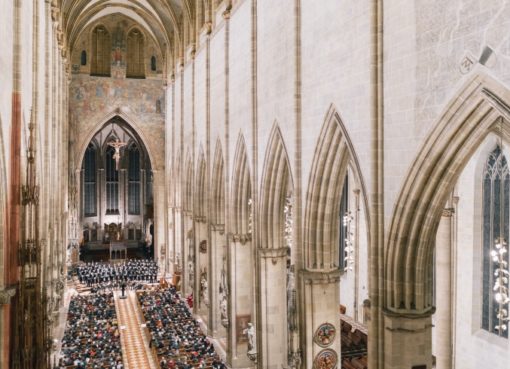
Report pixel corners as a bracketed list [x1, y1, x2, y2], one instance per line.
[115, 290, 158, 369]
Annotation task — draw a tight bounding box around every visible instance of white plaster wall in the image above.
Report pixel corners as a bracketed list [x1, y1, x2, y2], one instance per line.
[383, 0, 510, 222]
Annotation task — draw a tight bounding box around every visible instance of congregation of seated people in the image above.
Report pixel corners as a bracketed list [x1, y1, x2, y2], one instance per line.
[59, 292, 122, 369]
[77, 259, 158, 291]
[138, 286, 226, 369]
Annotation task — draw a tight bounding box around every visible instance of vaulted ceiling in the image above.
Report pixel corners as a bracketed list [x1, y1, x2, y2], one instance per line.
[59, 0, 199, 64]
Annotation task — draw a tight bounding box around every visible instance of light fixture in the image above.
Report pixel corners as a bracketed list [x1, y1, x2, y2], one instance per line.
[492, 118, 510, 335]
[492, 237, 510, 334]
[284, 195, 293, 250]
[343, 211, 354, 271]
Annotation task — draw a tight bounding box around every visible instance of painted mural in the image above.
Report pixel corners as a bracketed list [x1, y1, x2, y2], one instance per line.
[69, 75, 166, 170]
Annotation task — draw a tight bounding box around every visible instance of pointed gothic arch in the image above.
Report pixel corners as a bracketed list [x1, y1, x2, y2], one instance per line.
[231, 134, 251, 235]
[183, 152, 194, 214]
[195, 147, 206, 219]
[77, 110, 159, 171]
[386, 70, 510, 313]
[304, 106, 370, 271]
[259, 124, 293, 250]
[211, 139, 225, 226]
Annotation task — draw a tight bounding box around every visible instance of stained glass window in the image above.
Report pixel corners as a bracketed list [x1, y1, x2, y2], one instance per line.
[482, 146, 509, 338]
[128, 145, 141, 214]
[83, 144, 96, 216]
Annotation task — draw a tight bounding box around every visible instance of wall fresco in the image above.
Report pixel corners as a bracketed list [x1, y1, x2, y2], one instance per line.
[69, 74, 166, 170]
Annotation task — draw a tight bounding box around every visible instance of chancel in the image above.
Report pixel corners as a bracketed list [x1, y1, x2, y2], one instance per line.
[1, 1, 510, 369]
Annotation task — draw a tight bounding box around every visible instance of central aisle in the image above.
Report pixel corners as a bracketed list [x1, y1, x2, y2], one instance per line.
[115, 290, 158, 369]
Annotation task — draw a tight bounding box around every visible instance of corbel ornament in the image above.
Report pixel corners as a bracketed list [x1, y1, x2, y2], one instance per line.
[232, 233, 252, 245]
[442, 208, 455, 217]
[210, 224, 225, 234]
[300, 269, 342, 285]
[258, 247, 287, 265]
[0, 287, 16, 305]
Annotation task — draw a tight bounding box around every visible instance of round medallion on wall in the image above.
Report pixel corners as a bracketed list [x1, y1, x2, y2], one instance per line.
[313, 349, 338, 369]
[314, 322, 336, 347]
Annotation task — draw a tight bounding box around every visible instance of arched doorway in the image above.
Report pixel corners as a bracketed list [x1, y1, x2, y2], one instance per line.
[78, 116, 154, 262]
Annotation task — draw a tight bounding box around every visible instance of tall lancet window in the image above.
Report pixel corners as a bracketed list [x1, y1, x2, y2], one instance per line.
[482, 145, 510, 338]
[126, 28, 145, 78]
[128, 144, 141, 214]
[91, 25, 111, 76]
[83, 144, 96, 216]
[106, 146, 119, 214]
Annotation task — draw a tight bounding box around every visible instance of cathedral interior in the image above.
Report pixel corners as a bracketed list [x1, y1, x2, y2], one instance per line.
[1, 0, 510, 369]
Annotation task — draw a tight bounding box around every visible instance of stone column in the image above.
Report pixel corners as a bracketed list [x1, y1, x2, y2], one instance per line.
[182, 215, 194, 297]
[258, 247, 288, 369]
[383, 311, 433, 369]
[152, 170, 167, 270]
[227, 236, 254, 369]
[300, 270, 341, 369]
[209, 225, 226, 337]
[434, 208, 453, 369]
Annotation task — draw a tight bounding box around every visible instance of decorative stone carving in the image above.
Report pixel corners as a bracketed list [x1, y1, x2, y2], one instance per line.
[314, 323, 336, 348]
[243, 322, 257, 363]
[0, 288, 16, 305]
[313, 349, 337, 369]
[200, 269, 209, 307]
[199, 240, 207, 253]
[219, 256, 229, 327]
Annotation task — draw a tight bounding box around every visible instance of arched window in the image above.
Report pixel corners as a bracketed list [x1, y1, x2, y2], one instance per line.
[91, 25, 111, 76]
[83, 144, 96, 216]
[126, 28, 145, 78]
[150, 56, 157, 72]
[482, 145, 510, 338]
[105, 146, 119, 214]
[81, 50, 87, 66]
[128, 145, 141, 214]
[339, 173, 349, 271]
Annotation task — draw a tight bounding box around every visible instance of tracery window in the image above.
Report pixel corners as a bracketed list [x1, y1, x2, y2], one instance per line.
[83, 144, 96, 216]
[91, 25, 111, 76]
[126, 28, 145, 78]
[128, 145, 141, 214]
[482, 145, 510, 338]
[105, 146, 119, 214]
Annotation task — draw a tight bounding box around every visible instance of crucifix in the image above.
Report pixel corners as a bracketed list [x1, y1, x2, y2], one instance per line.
[108, 138, 127, 170]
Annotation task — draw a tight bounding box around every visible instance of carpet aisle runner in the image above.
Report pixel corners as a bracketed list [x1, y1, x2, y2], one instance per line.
[115, 290, 158, 369]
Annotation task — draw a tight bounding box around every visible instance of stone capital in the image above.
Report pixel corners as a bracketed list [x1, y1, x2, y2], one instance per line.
[442, 208, 455, 217]
[300, 269, 342, 285]
[258, 246, 288, 260]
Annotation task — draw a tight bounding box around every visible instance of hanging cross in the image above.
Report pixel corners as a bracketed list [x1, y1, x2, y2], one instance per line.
[108, 138, 127, 170]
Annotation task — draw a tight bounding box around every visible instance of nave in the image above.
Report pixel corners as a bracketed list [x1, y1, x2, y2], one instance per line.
[55, 261, 226, 369]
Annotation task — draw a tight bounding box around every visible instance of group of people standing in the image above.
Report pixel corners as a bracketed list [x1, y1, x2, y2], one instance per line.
[138, 286, 226, 369]
[77, 259, 159, 291]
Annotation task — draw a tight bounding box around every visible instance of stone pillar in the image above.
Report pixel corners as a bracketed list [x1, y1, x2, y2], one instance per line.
[227, 236, 254, 369]
[434, 208, 453, 369]
[152, 170, 167, 270]
[258, 247, 288, 369]
[383, 311, 433, 369]
[301, 270, 341, 369]
[209, 225, 226, 337]
[182, 215, 194, 297]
